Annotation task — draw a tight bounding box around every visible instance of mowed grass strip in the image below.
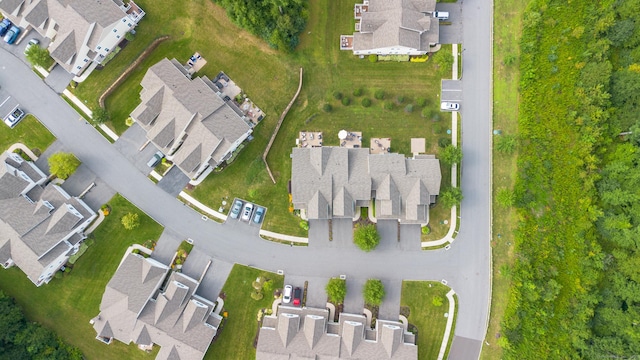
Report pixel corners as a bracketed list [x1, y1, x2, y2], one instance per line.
[205, 264, 284, 359]
[401, 281, 455, 360]
[482, 0, 528, 358]
[0, 194, 164, 360]
[0, 114, 55, 153]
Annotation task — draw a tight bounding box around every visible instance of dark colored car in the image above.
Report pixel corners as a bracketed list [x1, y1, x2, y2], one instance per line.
[0, 19, 11, 37]
[293, 287, 302, 306]
[4, 25, 20, 44]
[146, 151, 164, 167]
[253, 207, 265, 224]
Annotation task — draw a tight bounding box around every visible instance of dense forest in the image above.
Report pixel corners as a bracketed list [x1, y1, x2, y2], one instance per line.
[503, 0, 640, 357]
[0, 291, 82, 359]
[213, 0, 309, 51]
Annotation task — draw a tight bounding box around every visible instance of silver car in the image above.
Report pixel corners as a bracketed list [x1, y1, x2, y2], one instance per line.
[440, 102, 460, 111]
[230, 200, 243, 219]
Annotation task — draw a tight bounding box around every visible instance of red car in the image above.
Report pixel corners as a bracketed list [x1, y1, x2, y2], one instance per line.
[293, 287, 302, 306]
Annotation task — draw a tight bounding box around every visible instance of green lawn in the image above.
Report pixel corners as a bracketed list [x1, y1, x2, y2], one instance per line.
[0, 194, 164, 360]
[482, 0, 527, 358]
[205, 264, 284, 359]
[0, 114, 55, 153]
[72, 0, 452, 237]
[401, 281, 455, 360]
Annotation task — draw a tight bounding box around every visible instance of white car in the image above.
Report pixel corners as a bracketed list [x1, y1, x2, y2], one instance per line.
[440, 102, 460, 111]
[433, 11, 449, 20]
[4, 108, 25, 128]
[24, 38, 39, 54]
[283, 285, 293, 303]
[241, 202, 254, 221]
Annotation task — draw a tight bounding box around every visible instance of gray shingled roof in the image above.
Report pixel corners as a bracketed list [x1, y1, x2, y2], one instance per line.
[352, 0, 438, 53]
[131, 58, 251, 179]
[49, 31, 77, 63]
[0, 0, 25, 14]
[24, 0, 49, 28]
[291, 147, 441, 224]
[94, 255, 220, 360]
[257, 307, 417, 359]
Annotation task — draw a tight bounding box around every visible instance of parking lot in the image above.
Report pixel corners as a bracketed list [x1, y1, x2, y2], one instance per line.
[224, 198, 267, 229]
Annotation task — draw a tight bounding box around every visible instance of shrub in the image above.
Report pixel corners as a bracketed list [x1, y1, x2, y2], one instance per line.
[384, 102, 394, 110]
[396, 95, 405, 104]
[374, 89, 385, 100]
[496, 134, 517, 154]
[54, 272, 63, 279]
[333, 91, 343, 100]
[48, 152, 81, 180]
[503, 53, 517, 66]
[353, 88, 363, 97]
[431, 110, 441, 122]
[299, 220, 309, 230]
[361, 98, 372, 107]
[432, 295, 444, 307]
[368, 54, 378, 62]
[25, 45, 52, 69]
[416, 97, 428, 107]
[404, 104, 414, 113]
[121, 212, 140, 230]
[354, 224, 380, 252]
[438, 138, 452, 148]
[326, 278, 347, 303]
[422, 226, 431, 235]
[125, 31, 135, 41]
[421, 107, 430, 118]
[439, 187, 463, 208]
[125, 117, 134, 127]
[440, 145, 462, 165]
[363, 279, 385, 306]
[433, 124, 443, 134]
[251, 291, 264, 301]
[341, 97, 351, 106]
[92, 107, 110, 124]
[497, 187, 515, 207]
[322, 103, 333, 112]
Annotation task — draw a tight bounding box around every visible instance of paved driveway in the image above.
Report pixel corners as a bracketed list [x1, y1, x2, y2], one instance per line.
[157, 166, 189, 197]
[196, 259, 233, 301]
[399, 224, 421, 251]
[151, 228, 183, 265]
[436, 2, 464, 44]
[181, 248, 212, 281]
[376, 220, 399, 250]
[44, 65, 73, 94]
[378, 279, 401, 320]
[330, 218, 354, 248]
[114, 123, 159, 174]
[308, 219, 330, 247]
[59, 164, 116, 211]
[343, 277, 365, 314]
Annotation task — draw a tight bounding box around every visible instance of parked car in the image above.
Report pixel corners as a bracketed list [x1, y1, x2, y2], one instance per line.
[283, 285, 293, 304]
[293, 287, 302, 306]
[4, 108, 25, 128]
[253, 207, 265, 224]
[433, 11, 449, 20]
[24, 38, 39, 54]
[4, 25, 20, 44]
[146, 151, 164, 167]
[0, 19, 11, 37]
[241, 202, 254, 221]
[440, 102, 460, 111]
[230, 199, 243, 219]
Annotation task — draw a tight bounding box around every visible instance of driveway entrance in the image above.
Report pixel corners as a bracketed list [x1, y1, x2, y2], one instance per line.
[157, 166, 189, 197]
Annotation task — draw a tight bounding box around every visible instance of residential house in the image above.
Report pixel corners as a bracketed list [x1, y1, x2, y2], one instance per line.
[257, 305, 417, 359]
[92, 252, 223, 360]
[130, 58, 253, 180]
[0, 152, 97, 286]
[291, 147, 441, 224]
[0, 0, 145, 76]
[340, 0, 439, 56]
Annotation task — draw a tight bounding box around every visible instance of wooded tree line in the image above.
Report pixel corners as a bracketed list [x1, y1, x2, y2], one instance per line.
[213, 0, 308, 51]
[0, 291, 82, 359]
[503, 0, 640, 357]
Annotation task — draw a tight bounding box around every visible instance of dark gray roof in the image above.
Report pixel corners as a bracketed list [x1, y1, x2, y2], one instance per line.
[291, 147, 441, 223]
[49, 31, 77, 63]
[24, 0, 49, 28]
[131, 58, 251, 178]
[0, 0, 25, 14]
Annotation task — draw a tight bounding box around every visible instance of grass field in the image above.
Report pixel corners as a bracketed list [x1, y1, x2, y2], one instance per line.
[481, 0, 528, 358]
[401, 281, 455, 360]
[72, 0, 452, 236]
[0, 114, 55, 153]
[0, 194, 164, 360]
[204, 264, 284, 359]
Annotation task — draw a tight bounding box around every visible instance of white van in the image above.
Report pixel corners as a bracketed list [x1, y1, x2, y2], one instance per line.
[433, 11, 449, 20]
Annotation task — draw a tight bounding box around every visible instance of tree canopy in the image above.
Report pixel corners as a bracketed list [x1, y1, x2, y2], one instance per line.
[25, 45, 52, 69]
[363, 279, 385, 306]
[353, 224, 380, 252]
[121, 212, 140, 230]
[440, 145, 462, 165]
[213, 0, 308, 51]
[48, 152, 80, 180]
[325, 278, 347, 304]
[0, 291, 82, 359]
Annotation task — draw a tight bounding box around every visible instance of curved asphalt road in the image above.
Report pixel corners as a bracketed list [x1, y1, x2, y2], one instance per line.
[0, 0, 491, 357]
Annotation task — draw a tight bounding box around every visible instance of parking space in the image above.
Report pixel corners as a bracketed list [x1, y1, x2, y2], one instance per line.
[399, 224, 422, 251]
[377, 279, 401, 320]
[441, 79, 463, 110]
[44, 64, 74, 94]
[180, 248, 212, 280]
[151, 228, 184, 265]
[59, 164, 116, 211]
[343, 277, 365, 314]
[113, 123, 161, 175]
[436, 3, 463, 44]
[375, 219, 399, 250]
[195, 259, 233, 301]
[331, 218, 355, 248]
[308, 219, 330, 248]
[224, 198, 267, 229]
[282, 275, 310, 308]
[156, 166, 189, 197]
[0, 93, 20, 122]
